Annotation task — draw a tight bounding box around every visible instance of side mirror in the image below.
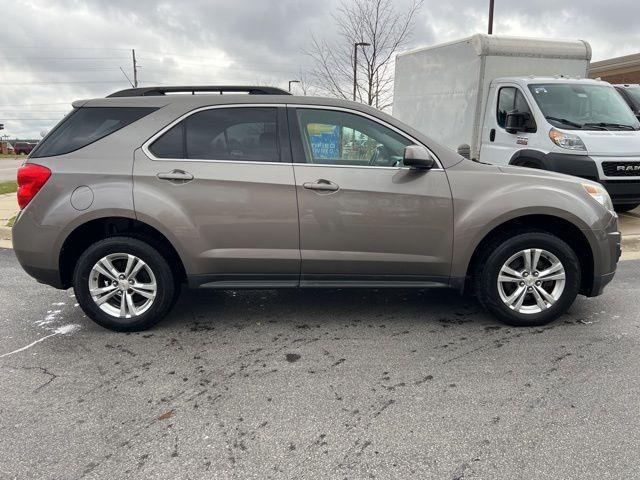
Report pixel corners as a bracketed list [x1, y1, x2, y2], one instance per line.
[505, 111, 528, 134]
[403, 145, 435, 169]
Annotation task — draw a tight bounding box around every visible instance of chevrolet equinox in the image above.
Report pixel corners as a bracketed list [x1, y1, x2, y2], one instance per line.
[13, 86, 621, 331]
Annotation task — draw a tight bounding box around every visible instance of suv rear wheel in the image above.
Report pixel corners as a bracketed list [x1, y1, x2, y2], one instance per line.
[475, 232, 580, 326]
[73, 237, 176, 331]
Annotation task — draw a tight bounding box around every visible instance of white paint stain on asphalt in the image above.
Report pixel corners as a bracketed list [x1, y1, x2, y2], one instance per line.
[0, 299, 82, 359]
[0, 324, 80, 358]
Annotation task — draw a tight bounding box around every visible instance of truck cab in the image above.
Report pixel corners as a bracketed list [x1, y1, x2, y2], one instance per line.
[393, 35, 640, 213]
[481, 77, 640, 211]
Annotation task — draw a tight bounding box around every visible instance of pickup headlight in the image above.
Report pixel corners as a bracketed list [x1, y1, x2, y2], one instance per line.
[549, 128, 586, 151]
[582, 182, 614, 212]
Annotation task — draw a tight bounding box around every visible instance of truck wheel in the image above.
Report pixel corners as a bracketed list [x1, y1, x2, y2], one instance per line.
[475, 232, 580, 327]
[73, 237, 176, 331]
[614, 203, 639, 213]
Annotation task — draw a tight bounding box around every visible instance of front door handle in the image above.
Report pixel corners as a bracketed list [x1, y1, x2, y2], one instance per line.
[157, 169, 194, 182]
[303, 179, 339, 192]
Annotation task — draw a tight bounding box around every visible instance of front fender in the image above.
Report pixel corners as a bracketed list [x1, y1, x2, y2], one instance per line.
[447, 161, 610, 279]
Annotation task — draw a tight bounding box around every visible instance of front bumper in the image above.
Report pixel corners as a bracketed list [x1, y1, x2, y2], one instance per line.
[586, 217, 621, 297]
[543, 153, 640, 205]
[600, 180, 640, 206]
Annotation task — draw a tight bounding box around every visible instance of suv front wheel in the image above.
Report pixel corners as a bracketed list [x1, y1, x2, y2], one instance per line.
[475, 232, 581, 326]
[73, 237, 177, 331]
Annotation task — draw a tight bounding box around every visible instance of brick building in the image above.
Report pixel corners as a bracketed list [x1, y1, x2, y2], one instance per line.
[589, 52, 640, 84]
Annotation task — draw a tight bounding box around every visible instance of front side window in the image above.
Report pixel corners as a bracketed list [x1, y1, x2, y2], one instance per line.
[295, 109, 412, 167]
[31, 107, 157, 158]
[529, 83, 640, 130]
[149, 107, 279, 162]
[497, 87, 536, 132]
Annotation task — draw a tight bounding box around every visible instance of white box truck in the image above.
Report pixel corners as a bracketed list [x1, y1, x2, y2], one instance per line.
[393, 34, 640, 212]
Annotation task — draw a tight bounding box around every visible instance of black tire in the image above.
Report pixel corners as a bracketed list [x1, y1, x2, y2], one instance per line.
[614, 203, 639, 213]
[475, 232, 580, 327]
[73, 237, 176, 332]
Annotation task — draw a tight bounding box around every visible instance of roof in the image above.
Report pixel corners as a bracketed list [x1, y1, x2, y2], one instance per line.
[107, 85, 291, 97]
[590, 52, 640, 73]
[73, 93, 378, 111]
[494, 76, 608, 86]
[398, 34, 591, 61]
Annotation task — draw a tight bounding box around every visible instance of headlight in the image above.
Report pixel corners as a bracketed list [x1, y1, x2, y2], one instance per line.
[549, 128, 586, 151]
[582, 182, 614, 212]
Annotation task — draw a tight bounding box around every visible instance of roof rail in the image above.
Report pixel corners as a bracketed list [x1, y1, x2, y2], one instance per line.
[107, 85, 292, 98]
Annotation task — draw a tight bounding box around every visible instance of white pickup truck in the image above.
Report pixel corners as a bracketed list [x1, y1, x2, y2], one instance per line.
[393, 34, 640, 212]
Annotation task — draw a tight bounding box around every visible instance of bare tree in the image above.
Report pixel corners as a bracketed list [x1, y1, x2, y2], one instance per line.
[305, 0, 423, 110]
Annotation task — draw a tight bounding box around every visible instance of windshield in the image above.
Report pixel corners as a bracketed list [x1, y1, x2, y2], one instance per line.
[528, 83, 640, 131]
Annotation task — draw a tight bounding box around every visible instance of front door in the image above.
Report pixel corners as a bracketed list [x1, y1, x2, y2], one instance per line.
[480, 84, 538, 166]
[134, 105, 300, 286]
[288, 106, 453, 285]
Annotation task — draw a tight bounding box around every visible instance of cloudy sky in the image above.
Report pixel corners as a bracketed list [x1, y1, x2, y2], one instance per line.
[1, 0, 639, 138]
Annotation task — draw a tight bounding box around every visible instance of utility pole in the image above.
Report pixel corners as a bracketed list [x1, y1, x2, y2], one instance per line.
[132, 49, 139, 87]
[488, 0, 495, 34]
[353, 42, 370, 101]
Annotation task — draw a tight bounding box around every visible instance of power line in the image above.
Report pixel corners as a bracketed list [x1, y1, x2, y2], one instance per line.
[0, 81, 127, 85]
[0, 103, 71, 106]
[0, 118, 64, 121]
[0, 56, 130, 60]
[0, 46, 131, 51]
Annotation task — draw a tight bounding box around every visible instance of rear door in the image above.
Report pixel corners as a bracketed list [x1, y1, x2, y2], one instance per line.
[288, 106, 453, 285]
[134, 105, 300, 286]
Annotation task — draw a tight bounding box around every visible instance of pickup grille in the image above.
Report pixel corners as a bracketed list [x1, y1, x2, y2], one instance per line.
[602, 161, 640, 177]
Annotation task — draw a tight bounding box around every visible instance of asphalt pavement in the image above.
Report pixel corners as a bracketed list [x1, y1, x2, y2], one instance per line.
[1, 247, 639, 479]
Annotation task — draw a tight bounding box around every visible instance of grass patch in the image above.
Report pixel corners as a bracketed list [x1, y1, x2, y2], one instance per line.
[0, 154, 19, 159]
[0, 181, 17, 195]
[6, 214, 17, 227]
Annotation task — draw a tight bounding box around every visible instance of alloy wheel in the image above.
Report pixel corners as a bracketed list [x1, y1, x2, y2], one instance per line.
[88, 253, 157, 318]
[497, 248, 566, 315]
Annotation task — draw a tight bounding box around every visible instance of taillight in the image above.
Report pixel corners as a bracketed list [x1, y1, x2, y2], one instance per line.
[17, 164, 51, 209]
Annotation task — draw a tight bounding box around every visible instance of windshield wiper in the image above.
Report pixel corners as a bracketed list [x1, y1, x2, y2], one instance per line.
[583, 122, 637, 131]
[545, 116, 584, 129]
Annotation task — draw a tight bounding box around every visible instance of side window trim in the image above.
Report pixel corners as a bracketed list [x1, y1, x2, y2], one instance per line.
[496, 86, 537, 133]
[143, 104, 287, 164]
[285, 105, 443, 170]
[496, 86, 516, 129]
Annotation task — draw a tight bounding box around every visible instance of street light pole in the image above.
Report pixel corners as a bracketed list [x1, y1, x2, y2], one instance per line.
[288, 80, 300, 92]
[488, 0, 495, 34]
[353, 42, 371, 101]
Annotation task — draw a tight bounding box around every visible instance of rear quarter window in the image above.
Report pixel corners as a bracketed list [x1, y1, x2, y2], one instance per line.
[31, 107, 157, 158]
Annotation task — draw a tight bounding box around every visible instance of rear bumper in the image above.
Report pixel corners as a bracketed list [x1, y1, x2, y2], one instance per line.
[12, 210, 65, 289]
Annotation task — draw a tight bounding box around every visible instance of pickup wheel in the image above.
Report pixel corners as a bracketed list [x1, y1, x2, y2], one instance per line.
[475, 232, 580, 327]
[73, 237, 176, 332]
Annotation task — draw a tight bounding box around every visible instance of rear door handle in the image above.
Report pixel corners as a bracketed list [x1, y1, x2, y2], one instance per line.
[303, 180, 339, 192]
[157, 169, 194, 182]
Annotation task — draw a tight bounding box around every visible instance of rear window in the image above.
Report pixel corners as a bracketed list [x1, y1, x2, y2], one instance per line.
[148, 107, 279, 162]
[31, 107, 157, 158]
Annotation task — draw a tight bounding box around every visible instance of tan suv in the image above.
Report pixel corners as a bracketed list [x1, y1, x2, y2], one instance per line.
[12, 86, 621, 331]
